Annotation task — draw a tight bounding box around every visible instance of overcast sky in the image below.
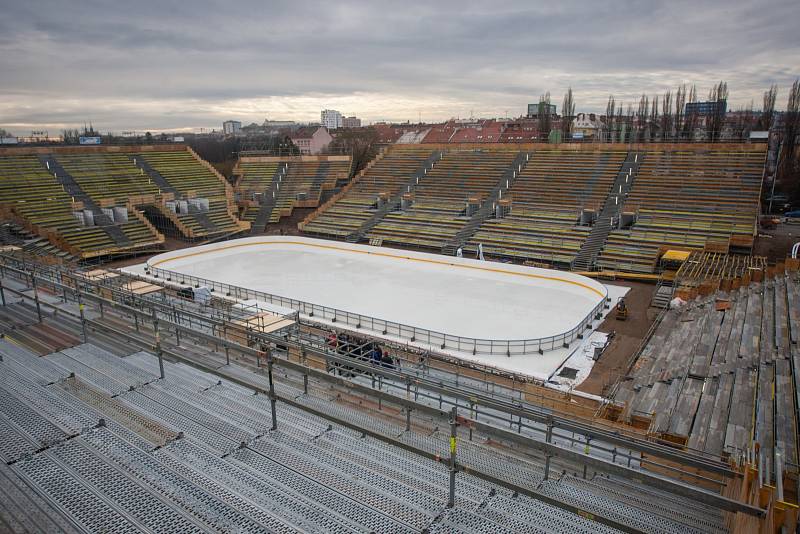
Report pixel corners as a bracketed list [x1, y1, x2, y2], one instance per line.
[1, 0, 798, 134]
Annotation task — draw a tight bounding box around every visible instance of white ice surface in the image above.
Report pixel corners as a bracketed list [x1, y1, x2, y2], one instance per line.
[146, 236, 607, 341]
[126, 237, 629, 381]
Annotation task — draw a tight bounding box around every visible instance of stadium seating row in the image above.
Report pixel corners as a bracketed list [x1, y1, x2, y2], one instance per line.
[466, 149, 627, 264]
[302, 145, 764, 273]
[0, 336, 729, 534]
[0, 155, 162, 257]
[302, 146, 436, 237]
[138, 150, 243, 237]
[596, 150, 763, 273]
[0, 147, 247, 258]
[366, 149, 519, 249]
[235, 157, 351, 227]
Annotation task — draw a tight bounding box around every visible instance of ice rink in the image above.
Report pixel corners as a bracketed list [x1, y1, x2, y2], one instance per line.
[140, 236, 625, 381]
[148, 236, 606, 338]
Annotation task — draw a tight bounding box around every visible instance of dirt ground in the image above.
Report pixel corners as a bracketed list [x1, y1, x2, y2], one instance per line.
[577, 281, 658, 397]
[753, 220, 800, 262]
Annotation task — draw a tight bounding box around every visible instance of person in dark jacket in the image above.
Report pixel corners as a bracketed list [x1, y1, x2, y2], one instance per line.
[371, 345, 383, 365]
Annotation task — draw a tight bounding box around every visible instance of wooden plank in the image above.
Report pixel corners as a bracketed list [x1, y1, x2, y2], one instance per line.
[774, 359, 797, 473]
[668, 377, 704, 437]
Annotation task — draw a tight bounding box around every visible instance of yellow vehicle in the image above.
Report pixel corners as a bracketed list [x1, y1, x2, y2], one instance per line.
[616, 297, 629, 321]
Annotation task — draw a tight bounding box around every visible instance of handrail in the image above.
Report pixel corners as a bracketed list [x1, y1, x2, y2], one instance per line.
[146, 262, 608, 358]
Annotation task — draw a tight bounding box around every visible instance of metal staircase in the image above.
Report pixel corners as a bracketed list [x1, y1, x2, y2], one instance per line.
[129, 155, 178, 195]
[250, 164, 288, 234]
[442, 151, 531, 255]
[571, 151, 641, 271]
[310, 161, 331, 195]
[192, 211, 219, 233]
[345, 150, 443, 243]
[651, 279, 675, 308]
[38, 155, 131, 247]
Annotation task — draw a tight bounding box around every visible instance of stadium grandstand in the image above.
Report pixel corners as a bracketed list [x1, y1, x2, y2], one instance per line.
[234, 155, 352, 233]
[596, 148, 765, 273]
[0, 138, 798, 533]
[0, 145, 247, 262]
[300, 143, 765, 274]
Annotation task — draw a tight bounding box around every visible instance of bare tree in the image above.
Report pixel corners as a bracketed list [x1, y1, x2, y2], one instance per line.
[732, 101, 755, 140]
[674, 84, 686, 139]
[649, 95, 660, 141]
[561, 87, 575, 138]
[61, 128, 81, 144]
[779, 79, 800, 204]
[684, 84, 699, 139]
[759, 84, 777, 130]
[706, 81, 728, 142]
[623, 103, 635, 143]
[636, 94, 649, 142]
[616, 101, 626, 142]
[537, 92, 552, 137]
[661, 89, 673, 140]
[605, 95, 616, 142]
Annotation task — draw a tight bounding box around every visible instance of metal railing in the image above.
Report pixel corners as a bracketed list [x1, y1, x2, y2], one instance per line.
[146, 264, 608, 357]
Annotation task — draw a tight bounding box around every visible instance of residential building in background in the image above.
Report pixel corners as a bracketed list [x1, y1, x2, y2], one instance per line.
[223, 120, 242, 135]
[527, 103, 556, 119]
[571, 112, 604, 139]
[321, 109, 343, 129]
[684, 100, 727, 117]
[342, 116, 362, 128]
[290, 126, 332, 154]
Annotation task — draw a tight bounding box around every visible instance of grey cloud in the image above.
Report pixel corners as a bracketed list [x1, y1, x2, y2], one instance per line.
[0, 0, 798, 133]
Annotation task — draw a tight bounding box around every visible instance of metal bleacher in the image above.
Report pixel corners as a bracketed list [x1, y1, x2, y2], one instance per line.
[0, 335, 734, 533]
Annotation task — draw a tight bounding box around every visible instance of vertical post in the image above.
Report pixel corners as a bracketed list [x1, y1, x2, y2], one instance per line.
[544, 420, 553, 480]
[134, 313, 139, 331]
[77, 292, 88, 343]
[448, 406, 457, 508]
[583, 438, 591, 479]
[152, 308, 164, 379]
[31, 276, 42, 323]
[405, 406, 411, 431]
[0, 279, 6, 307]
[267, 350, 277, 430]
[468, 401, 475, 441]
[775, 452, 784, 502]
[217, 323, 226, 362]
[99, 300, 104, 319]
[303, 372, 308, 394]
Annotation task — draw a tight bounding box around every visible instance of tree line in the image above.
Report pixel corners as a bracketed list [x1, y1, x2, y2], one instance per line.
[534, 81, 791, 143]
